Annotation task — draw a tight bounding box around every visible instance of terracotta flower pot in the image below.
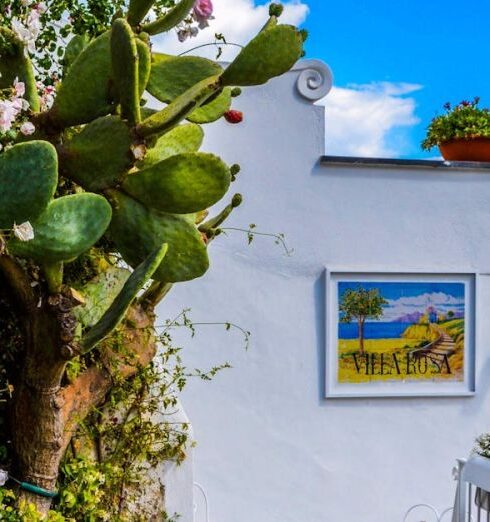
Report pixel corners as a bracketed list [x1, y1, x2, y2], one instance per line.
[439, 137, 490, 162]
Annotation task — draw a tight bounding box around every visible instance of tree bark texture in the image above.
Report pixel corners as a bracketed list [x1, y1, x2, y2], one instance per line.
[1, 258, 157, 515]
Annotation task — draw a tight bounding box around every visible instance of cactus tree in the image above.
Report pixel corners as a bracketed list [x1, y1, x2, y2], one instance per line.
[0, 0, 304, 516]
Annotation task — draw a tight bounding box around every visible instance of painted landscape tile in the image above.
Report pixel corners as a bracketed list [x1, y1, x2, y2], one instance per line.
[337, 281, 465, 383]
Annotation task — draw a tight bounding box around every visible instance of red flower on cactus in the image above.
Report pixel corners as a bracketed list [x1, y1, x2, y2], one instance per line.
[224, 110, 243, 124]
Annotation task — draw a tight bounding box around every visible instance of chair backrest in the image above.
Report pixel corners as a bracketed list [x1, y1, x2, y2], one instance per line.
[403, 458, 490, 522]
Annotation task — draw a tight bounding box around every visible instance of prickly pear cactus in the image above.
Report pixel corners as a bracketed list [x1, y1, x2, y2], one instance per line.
[0, 0, 304, 518]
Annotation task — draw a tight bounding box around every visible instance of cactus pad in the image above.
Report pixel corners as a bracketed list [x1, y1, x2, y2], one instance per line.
[62, 34, 90, 73]
[136, 39, 151, 97]
[108, 190, 209, 282]
[136, 74, 222, 137]
[9, 194, 112, 263]
[221, 25, 303, 86]
[73, 265, 130, 328]
[0, 28, 39, 112]
[142, 0, 195, 35]
[138, 123, 203, 168]
[0, 141, 57, 228]
[52, 31, 114, 127]
[148, 54, 222, 103]
[188, 88, 233, 123]
[127, 0, 156, 26]
[111, 18, 141, 125]
[62, 115, 132, 191]
[81, 243, 168, 351]
[123, 152, 231, 214]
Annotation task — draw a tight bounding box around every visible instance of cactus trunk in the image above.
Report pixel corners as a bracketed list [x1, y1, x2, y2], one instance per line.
[2, 271, 158, 515]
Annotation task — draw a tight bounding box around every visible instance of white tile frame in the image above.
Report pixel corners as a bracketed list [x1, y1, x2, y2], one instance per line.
[325, 267, 478, 398]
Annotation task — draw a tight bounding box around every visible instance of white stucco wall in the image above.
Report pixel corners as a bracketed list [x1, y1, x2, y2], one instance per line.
[158, 61, 490, 522]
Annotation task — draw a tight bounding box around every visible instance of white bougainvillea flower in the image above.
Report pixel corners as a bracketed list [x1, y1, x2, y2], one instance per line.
[13, 221, 35, 242]
[34, 2, 47, 14]
[12, 11, 41, 55]
[0, 469, 8, 486]
[20, 121, 35, 135]
[131, 143, 147, 161]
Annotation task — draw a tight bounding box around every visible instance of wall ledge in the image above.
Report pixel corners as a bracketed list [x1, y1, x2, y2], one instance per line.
[321, 155, 490, 171]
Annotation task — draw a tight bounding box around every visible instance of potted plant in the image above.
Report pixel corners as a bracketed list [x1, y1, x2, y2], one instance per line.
[422, 97, 490, 161]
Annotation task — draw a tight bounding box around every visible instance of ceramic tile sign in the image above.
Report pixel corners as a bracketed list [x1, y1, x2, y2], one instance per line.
[325, 270, 476, 398]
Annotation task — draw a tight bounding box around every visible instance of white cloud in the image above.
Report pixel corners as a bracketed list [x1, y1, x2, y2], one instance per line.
[153, 0, 309, 60]
[386, 292, 464, 308]
[320, 82, 422, 158]
[382, 292, 464, 321]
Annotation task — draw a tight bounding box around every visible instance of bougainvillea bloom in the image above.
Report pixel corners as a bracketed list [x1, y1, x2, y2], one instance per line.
[194, 0, 213, 19]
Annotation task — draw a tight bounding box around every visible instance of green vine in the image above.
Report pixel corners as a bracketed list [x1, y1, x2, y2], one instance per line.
[0, 314, 234, 520]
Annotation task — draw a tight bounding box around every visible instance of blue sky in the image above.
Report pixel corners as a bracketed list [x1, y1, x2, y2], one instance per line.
[252, 0, 490, 158]
[297, 0, 490, 159]
[158, 0, 490, 159]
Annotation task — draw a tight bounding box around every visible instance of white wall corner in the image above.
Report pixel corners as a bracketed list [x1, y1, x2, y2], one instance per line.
[293, 59, 334, 101]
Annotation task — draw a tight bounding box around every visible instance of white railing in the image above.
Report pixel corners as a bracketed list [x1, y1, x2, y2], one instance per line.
[404, 457, 490, 522]
[193, 482, 210, 522]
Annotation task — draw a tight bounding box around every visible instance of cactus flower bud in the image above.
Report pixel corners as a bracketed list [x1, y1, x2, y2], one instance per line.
[231, 87, 242, 97]
[232, 193, 243, 207]
[269, 3, 284, 17]
[224, 110, 243, 124]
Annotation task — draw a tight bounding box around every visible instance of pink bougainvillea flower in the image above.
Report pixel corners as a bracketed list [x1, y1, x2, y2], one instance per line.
[0, 100, 20, 131]
[194, 0, 213, 19]
[193, 0, 213, 28]
[13, 78, 25, 98]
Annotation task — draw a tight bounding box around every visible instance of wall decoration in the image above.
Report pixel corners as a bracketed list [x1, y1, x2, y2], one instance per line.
[325, 270, 476, 398]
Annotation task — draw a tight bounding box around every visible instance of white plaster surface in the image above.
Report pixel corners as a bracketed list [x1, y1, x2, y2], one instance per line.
[157, 64, 490, 522]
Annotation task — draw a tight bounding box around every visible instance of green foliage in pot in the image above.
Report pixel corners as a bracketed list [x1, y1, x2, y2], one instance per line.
[422, 97, 490, 150]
